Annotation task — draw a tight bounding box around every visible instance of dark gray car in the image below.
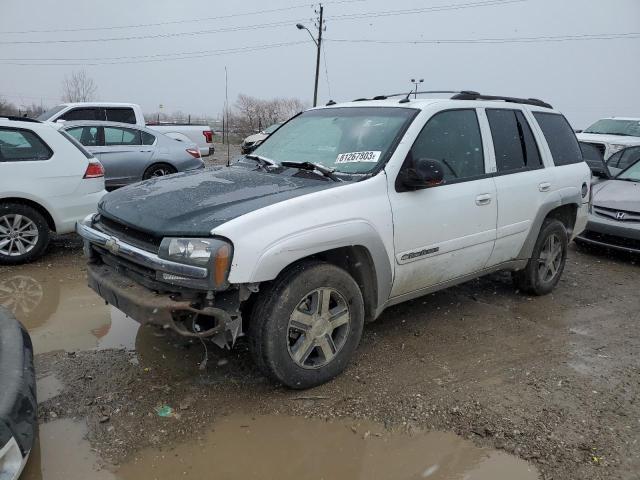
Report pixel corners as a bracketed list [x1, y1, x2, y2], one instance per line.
[577, 144, 640, 253]
[60, 121, 205, 188]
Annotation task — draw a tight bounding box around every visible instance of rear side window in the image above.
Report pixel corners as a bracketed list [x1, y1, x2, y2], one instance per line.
[66, 126, 99, 146]
[141, 131, 156, 145]
[104, 127, 141, 146]
[58, 130, 94, 159]
[60, 108, 103, 121]
[105, 108, 136, 124]
[533, 112, 582, 166]
[0, 127, 52, 162]
[486, 109, 542, 173]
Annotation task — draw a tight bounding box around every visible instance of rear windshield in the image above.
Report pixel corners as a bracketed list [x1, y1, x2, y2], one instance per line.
[254, 107, 418, 174]
[59, 129, 94, 159]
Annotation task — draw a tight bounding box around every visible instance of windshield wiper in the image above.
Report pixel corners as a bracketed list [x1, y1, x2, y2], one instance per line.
[245, 154, 277, 169]
[281, 161, 341, 182]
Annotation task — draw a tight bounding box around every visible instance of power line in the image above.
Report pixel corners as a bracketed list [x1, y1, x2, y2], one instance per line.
[0, 0, 366, 35]
[325, 32, 640, 44]
[0, 0, 525, 45]
[0, 41, 307, 66]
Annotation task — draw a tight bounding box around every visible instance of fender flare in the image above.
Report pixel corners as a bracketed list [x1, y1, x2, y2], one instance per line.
[249, 220, 393, 314]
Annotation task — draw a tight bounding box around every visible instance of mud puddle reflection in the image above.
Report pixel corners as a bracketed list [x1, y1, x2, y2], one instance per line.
[0, 263, 139, 354]
[118, 414, 539, 480]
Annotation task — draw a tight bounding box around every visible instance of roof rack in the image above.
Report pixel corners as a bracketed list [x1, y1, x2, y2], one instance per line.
[0, 115, 41, 123]
[451, 92, 553, 109]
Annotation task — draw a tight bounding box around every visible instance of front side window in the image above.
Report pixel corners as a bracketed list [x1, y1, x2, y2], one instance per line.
[253, 107, 417, 174]
[584, 119, 640, 137]
[60, 108, 103, 121]
[533, 112, 582, 166]
[487, 109, 542, 173]
[609, 146, 640, 171]
[66, 126, 99, 146]
[104, 127, 141, 146]
[409, 109, 485, 182]
[0, 127, 52, 162]
[617, 155, 640, 182]
[106, 108, 136, 124]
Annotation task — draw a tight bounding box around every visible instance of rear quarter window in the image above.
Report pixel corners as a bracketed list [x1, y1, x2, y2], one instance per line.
[0, 127, 53, 162]
[533, 112, 583, 166]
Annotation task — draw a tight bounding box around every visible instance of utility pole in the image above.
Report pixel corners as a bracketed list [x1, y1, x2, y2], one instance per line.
[296, 3, 324, 107]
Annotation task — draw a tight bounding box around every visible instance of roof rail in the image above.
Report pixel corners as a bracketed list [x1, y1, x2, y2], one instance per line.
[0, 115, 41, 123]
[451, 92, 553, 109]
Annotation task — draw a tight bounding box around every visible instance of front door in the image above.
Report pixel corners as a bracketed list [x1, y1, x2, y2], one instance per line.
[388, 108, 498, 298]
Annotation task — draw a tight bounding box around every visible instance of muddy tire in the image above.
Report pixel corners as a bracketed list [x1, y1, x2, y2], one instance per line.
[513, 219, 568, 296]
[0, 203, 50, 265]
[142, 163, 177, 180]
[248, 261, 365, 389]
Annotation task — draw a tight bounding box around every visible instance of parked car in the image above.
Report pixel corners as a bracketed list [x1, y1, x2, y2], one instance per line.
[0, 116, 105, 265]
[58, 121, 205, 189]
[576, 117, 640, 159]
[577, 145, 640, 253]
[36, 102, 214, 157]
[241, 122, 282, 154]
[0, 307, 36, 480]
[77, 92, 590, 389]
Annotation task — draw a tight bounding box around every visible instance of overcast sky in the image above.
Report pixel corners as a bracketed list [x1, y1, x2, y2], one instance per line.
[1, 0, 639, 127]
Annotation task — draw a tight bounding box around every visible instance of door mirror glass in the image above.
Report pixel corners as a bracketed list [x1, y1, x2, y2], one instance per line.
[402, 157, 445, 189]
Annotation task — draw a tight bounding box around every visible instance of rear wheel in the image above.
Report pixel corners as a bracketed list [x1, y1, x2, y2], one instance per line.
[513, 219, 568, 295]
[0, 203, 50, 265]
[249, 261, 364, 389]
[142, 163, 177, 180]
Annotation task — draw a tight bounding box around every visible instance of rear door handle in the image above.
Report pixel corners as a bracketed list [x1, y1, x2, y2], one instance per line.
[538, 182, 551, 192]
[475, 193, 492, 206]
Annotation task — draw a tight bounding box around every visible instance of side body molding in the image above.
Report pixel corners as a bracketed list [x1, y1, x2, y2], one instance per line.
[251, 220, 394, 317]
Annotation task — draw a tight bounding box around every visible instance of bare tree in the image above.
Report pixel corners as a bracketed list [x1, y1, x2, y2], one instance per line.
[229, 94, 307, 137]
[61, 70, 98, 102]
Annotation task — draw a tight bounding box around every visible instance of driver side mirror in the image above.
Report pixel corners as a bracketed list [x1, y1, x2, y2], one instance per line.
[401, 157, 445, 190]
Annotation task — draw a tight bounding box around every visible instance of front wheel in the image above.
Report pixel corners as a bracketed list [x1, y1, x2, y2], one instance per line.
[142, 163, 177, 180]
[513, 219, 568, 295]
[249, 261, 365, 389]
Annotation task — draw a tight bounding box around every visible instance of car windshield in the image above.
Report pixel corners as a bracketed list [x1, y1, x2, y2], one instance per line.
[583, 119, 640, 137]
[253, 107, 417, 174]
[263, 123, 282, 134]
[617, 158, 640, 182]
[36, 104, 67, 121]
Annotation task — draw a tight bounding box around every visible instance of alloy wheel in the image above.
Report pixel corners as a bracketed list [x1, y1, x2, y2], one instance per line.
[0, 275, 44, 317]
[537, 233, 563, 283]
[0, 214, 40, 257]
[287, 287, 351, 369]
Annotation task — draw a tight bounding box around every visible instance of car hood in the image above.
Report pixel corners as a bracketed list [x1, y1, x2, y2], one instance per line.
[592, 179, 640, 213]
[243, 132, 268, 144]
[98, 164, 341, 236]
[577, 133, 640, 145]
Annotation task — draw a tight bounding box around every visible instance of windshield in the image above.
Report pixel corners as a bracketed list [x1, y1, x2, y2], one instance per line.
[584, 119, 640, 137]
[617, 157, 640, 182]
[263, 123, 282, 134]
[253, 107, 417, 174]
[36, 104, 67, 121]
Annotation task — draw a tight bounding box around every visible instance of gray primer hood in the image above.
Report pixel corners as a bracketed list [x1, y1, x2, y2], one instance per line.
[98, 164, 341, 236]
[593, 179, 640, 213]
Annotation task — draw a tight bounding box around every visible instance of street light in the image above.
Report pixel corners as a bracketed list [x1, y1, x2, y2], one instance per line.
[411, 78, 424, 99]
[296, 4, 324, 107]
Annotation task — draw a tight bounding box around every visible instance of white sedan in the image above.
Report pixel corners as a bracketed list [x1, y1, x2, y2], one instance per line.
[0, 116, 106, 264]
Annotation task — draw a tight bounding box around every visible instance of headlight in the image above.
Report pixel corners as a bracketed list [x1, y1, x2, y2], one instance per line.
[159, 237, 233, 287]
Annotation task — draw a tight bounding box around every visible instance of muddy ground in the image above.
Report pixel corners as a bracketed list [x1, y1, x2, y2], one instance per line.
[2, 154, 638, 479]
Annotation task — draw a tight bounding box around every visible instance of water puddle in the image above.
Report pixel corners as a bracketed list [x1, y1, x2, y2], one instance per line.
[0, 263, 140, 354]
[37, 374, 64, 403]
[117, 414, 539, 480]
[21, 419, 115, 480]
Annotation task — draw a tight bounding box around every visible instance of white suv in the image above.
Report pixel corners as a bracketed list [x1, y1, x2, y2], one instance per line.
[77, 92, 590, 388]
[0, 117, 106, 264]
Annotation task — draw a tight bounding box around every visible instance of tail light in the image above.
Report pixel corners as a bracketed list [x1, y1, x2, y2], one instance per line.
[203, 130, 213, 143]
[84, 160, 105, 178]
[186, 148, 201, 158]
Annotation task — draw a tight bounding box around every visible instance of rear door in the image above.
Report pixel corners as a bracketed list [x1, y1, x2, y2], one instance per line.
[94, 126, 153, 186]
[64, 125, 100, 154]
[482, 107, 552, 266]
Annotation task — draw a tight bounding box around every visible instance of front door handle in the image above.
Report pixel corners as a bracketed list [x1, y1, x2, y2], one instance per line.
[538, 182, 551, 192]
[475, 193, 492, 206]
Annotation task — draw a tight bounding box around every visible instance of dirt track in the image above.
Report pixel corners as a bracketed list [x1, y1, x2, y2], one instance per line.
[2, 229, 636, 480]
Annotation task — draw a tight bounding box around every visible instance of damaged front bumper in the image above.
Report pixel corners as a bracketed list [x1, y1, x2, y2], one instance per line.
[0, 307, 36, 480]
[77, 217, 245, 348]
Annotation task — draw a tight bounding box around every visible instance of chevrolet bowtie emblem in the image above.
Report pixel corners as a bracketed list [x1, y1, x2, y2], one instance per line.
[105, 237, 120, 254]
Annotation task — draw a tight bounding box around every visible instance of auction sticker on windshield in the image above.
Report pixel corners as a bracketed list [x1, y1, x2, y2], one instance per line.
[336, 151, 381, 163]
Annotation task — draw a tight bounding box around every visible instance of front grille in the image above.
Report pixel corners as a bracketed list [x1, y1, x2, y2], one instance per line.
[94, 215, 162, 253]
[581, 230, 640, 251]
[593, 205, 640, 223]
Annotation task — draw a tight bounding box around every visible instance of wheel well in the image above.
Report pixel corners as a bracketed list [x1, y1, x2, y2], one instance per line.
[545, 204, 578, 236]
[0, 197, 56, 232]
